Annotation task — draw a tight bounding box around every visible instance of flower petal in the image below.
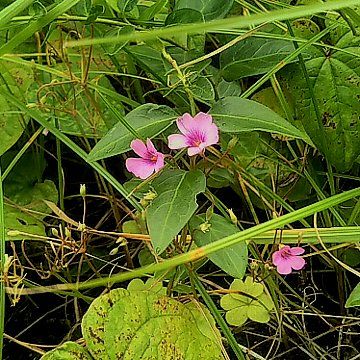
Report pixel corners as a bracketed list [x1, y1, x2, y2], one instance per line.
[193, 112, 213, 128]
[289, 247, 305, 256]
[188, 146, 203, 156]
[290, 256, 306, 271]
[154, 152, 165, 172]
[204, 123, 219, 146]
[276, 261, 293, 275]
[130, 139, 149, 158]
[272, 251, 283, 266]
[177, 113, 194, 134]
[125, 158, 155, 179]
[146, 138, 157, 154]
[168, 134, 188, 149]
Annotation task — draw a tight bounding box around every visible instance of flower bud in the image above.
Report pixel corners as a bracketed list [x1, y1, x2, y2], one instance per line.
[109, 247, 119, 256]
[80, 184, 86, 197]
[65, 227, 71, 238]
[199, 221, 211, 233]
[51, 228, 59, 237]
[227, 208, 238, 224]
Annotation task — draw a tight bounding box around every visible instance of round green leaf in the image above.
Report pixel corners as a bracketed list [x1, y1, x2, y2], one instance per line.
[225, 306, 248, 327]
[82, 289, 224, 359]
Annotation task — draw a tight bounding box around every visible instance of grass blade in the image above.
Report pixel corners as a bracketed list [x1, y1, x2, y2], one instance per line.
[0, 0, 81, 56]
[0, 0, 34, 28]
[8, 186, 360, 295]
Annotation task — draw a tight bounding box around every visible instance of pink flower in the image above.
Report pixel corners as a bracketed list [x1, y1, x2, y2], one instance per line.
[272, 245, 305, 275]
[168, 112, 219, 156]
[125, 139, 165, 179]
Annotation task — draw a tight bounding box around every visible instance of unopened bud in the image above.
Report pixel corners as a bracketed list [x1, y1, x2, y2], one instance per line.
[205, 206, 213, 222]
[143, 190, 156, 202]
[77, 223, 86, 232]
[199, 222, 211, 233]
[116, 237, 127, 246]
[51, 228, 59, 237]
[109, 247, 119, 256]
[80, 184, 86, 197]
[227, 208, 238, 224]
[65, 227, 71, 238]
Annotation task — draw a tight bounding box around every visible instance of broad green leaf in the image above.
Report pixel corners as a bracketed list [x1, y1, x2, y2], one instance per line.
[280, 30, 360, 171]
[190, 214, 248, 278]
[345, 282, 360, 308]
[82, 288, 224, 359]
[40, 341, 92, 360]
[174, 0, 234, 20]
[88, 104, 177, 161]
[5, 204, 46, 240]
[147, 170, 206, 254]
[211, 97, 309, 141]
[220, 38, 297, 80]
[0, 63, 34, 156]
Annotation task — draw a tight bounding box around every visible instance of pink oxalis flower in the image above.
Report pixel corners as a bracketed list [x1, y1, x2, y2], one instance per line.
[168, 112, 219, 156]
[272, 245, 305, 275]
[125, 139, 165, 179]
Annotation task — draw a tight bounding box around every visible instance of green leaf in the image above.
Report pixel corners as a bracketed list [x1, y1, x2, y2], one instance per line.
[147, 170, 206, 254]
[174, 0, 234, 20]
[127, 278, 166, 295]
[88, 104, 178, 161]
[40, 341, 92, 360]
[345, 282, 360, 308]
[117, 0, 138, 13]
[5, 204, 45, 240]
[220, 277, 274, 327]
[220, 38, 297, 80]
[82, 288, 224, 359]
[190, 214, 248, 278]
[211, 97, 309, 141]
[280, 30, 360, 171]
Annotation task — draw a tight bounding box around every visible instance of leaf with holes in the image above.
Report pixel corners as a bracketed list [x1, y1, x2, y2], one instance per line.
[40, 342, 92, 360]
[82, 288, 224, 359]
[147, 170, 206, 254]
[88, 104, 178, 161]
[280, 30, 360, 171]
[190, 214, 248, 278]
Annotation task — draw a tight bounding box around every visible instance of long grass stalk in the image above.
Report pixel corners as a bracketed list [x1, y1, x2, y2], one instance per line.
[65, 0, 359, 48]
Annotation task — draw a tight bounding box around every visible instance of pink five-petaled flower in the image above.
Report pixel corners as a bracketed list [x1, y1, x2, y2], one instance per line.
[125, 139, 165, 180]
[272, 245, 305, 275]
[168, 112, 219, 156]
